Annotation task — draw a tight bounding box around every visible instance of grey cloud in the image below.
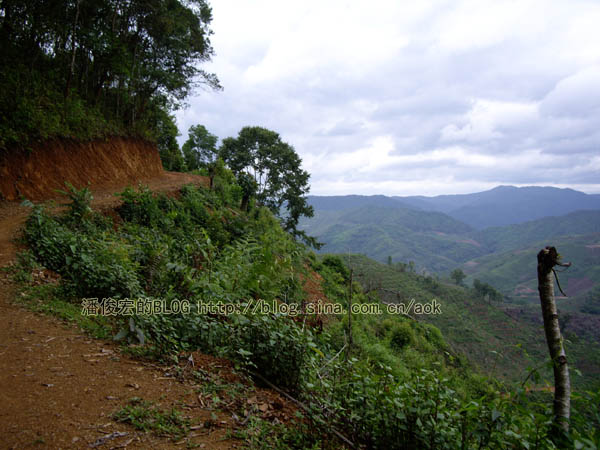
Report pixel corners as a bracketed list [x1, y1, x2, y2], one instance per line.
[316, 120, 366, 137]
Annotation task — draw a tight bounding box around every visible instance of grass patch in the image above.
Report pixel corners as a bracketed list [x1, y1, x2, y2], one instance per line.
[113, 397, 191, 441]
[231, 415, 326, 450]
[13, 281, 114, 340]
[7, 248, 113, 339]
[195, 376, 247, 410]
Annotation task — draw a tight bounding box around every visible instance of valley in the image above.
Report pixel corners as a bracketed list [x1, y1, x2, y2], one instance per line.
[300, 186, 600, 388]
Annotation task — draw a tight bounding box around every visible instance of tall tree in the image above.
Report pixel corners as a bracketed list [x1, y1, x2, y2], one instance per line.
[219, 126, 315, 243]
[472, 279, 503, 303]
[148, 104, 185, 171]
[182, 124, 218, 171]
[451, 268, 466, 285]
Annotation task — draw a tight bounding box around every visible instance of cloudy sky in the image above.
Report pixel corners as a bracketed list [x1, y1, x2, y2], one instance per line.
[176, 0, 600, 196]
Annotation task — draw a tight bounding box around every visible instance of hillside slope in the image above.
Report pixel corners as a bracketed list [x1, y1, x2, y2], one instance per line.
[462, 233, 600, 302]
[300, 203, 483, 272]
[470, 210, 600, 253]
[341, 253, 600, 387]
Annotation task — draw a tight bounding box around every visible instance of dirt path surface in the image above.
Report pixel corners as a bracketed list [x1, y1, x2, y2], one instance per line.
[0, 172, 254, 449]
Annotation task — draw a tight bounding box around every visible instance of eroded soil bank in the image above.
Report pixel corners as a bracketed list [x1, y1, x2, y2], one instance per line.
[0, 138, 164, 201]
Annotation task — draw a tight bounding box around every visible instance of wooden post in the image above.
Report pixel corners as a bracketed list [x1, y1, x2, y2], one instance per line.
[537, 246, 571, 433]
[347, 268, 353, 349]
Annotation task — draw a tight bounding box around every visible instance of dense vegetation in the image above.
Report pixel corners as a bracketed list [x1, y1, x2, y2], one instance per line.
[219, 126, 315, 243]
[177, 123, 317, 245]
[15, 179, 600, 448]
[340, 254, 600, 390]
[0, 0, 219, 153]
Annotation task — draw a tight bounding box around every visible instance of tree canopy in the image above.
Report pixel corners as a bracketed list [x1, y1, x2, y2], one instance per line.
[472, 279, 503, 303]
[182, 124, 218, 171]
[450, 268, 466, 286]
[219, 126, 315, 243]
[0, 0, 220, 150]
[148, 106, 186, 171]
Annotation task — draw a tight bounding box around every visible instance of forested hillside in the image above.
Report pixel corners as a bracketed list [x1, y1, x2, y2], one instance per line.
[0, 0, 219, 170]
[471, 210, 600, 253]
[302, 204, 484, 272]
[340, 253, 600, 388]
[463, 234, 600, 306]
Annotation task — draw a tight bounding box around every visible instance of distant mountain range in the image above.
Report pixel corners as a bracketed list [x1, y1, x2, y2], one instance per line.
[396, 185, 600, 229]
[300, 186, 600, 298]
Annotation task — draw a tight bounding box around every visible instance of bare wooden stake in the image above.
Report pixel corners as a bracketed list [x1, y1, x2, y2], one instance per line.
[347, 268, 353, 350]
[537, 246, 571, 433]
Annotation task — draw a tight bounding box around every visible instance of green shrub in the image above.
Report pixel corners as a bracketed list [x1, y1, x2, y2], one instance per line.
[389, 321, 415, 350]
[321, 255, 350, 282]
[56, 182, 93, 221]
[133, 309, 312, 392]
[117, 186, 166, 227]
[423, 324, 445, 349]
[233, 313, 312, 392]
[24, 205, 140, 299]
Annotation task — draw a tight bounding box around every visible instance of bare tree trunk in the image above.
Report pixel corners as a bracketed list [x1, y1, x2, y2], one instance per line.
[65, 0, 81, 99]
[240, 193, 250, 212]
[537, 246, 571, 433]
[345, 268, 353, 361]
[348, 268, 353, 347]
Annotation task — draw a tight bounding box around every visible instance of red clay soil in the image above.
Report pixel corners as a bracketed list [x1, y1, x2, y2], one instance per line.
[298, 270, 333, 330]
[0, 137, 167, 201]
[0, 139, 299, 449]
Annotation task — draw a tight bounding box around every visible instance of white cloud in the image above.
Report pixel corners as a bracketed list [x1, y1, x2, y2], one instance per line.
[176, 0, 600, 195]
[440, 99, 539, 143]
[433, 0, 542, 53]
[541, 66, 600, 117]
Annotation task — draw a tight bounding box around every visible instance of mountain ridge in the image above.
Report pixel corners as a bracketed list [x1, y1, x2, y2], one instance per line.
[307, 185, 600, 230]
[302, 186, 600, 276]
